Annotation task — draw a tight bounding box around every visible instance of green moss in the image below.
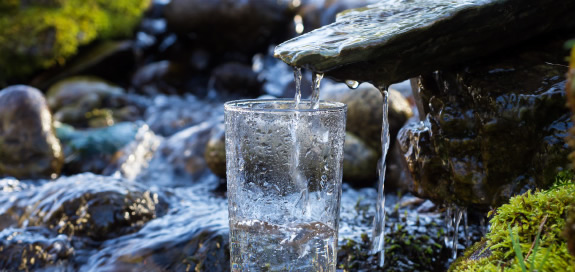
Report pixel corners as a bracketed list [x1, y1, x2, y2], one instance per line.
[0, 0, 150, 80]
[450, 171, 575, 271]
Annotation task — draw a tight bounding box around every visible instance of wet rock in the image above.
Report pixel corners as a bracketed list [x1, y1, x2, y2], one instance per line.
[0, 227, 74, 271]
[275, 0, 575, 86]
[47, 76, 143, 128]
[398, 41, 572, 208]
[210, 63, 263, 98]
[204, 123, 226, 179]
[165, 0, 294, 56]
[0, 174, 163, 241]
[0, 0, 150, 81]
[0, 85, 63, 179]
[55, 122, 140, 174]
[97, 227, 228, 272]
[342, 133, 378, 185]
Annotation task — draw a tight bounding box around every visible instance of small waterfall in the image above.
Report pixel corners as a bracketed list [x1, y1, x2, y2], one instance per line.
[292, 70, 325, 217]
[371, 86, 390, 268]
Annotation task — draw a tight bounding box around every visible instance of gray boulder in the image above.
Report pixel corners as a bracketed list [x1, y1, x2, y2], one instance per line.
[0, 85, 63, 179]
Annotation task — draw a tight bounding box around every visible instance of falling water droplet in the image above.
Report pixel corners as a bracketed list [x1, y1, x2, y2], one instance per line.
[371, 86, 389, 268]
[310, 73, 324, 109]
[345, 80, 360, 89]
[293, 67, 302, 109]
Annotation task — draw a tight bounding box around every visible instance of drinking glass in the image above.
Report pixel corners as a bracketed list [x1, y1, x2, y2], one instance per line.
[225, 99, 346, 272]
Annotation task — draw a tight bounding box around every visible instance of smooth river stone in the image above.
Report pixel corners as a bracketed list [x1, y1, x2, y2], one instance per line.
[274, 0, 575, 86]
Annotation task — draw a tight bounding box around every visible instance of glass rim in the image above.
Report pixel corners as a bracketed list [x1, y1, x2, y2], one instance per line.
[224, 99, 347, 114]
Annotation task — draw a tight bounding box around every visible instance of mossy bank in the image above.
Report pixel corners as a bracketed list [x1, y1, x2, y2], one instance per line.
[450, 172, 575, 271]
[0, 0, 150, 82]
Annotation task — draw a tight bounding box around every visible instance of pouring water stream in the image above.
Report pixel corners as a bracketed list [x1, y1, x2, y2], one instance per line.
[292, 71, 390, 266]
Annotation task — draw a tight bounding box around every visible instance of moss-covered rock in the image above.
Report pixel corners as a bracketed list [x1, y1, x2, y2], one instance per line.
[449, 172, 575, 271]
[0, 0, 150, 81]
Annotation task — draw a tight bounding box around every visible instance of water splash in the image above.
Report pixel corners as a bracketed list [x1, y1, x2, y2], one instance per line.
[310, 73, 324, 109]
[293, 67, 303, 108]
[371, 86, 389, 267]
